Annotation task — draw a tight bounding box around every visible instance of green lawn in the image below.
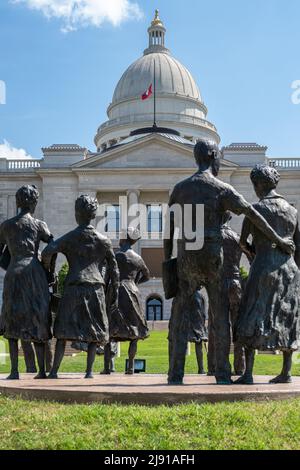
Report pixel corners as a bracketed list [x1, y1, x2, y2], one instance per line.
[1, 331, 300, 376]
[0, 332, 300, 450]
[0, 397, 299, 450]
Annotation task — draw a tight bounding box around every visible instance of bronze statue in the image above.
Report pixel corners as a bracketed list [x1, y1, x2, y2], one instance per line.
[235, 165, 300, 384]
[104, 228, 150, 375]
[22, 340, 38, 373]
[99, 341, 118, 374]
[42, 195, 119, 379]
[207, 212, 247, 376]
[170, 289, 208, 375]
[164, 141, 295, 385]
[22, 340, 53, 374]
[192, 290, 208, 375]
[0, 185, 53, 380]
[71, 340, 118, 373]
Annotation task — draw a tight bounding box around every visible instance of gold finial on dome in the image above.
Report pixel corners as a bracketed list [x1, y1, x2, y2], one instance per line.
[144, 9, 168, 55]
[151, 9, 163, 26]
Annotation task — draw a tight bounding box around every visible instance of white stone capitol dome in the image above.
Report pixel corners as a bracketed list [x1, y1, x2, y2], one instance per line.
[95, 11, 220, 151]
[112, 53, 201, 104]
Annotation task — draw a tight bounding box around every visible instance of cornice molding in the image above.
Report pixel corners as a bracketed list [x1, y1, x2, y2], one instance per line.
[42, 144, 87, 153]
[76, 133, 195, 169]
[222, 143, 268, 153]
[0, 172, 40, 179]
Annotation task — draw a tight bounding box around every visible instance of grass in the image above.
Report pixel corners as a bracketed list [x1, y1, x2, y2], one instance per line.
[0, 397, 299, 450]
[1, 331, 300, 376]
[0, 332, 300, 450]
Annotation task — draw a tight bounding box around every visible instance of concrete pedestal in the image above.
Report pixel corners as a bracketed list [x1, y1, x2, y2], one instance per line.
[1, 374, 300, 405]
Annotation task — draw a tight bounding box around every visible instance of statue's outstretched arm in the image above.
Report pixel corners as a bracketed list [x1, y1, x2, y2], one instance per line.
[41, 240, 61, 272]
[240, 217, 255, 262]
[138, 261, 151, 284]
[106, 245, 120, 304]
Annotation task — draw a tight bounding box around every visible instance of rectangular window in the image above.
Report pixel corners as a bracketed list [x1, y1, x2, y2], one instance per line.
[147, 204, 162, 233]
[105, 205, 120, 233]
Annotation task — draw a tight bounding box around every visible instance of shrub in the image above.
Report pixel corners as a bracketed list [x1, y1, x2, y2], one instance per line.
[240, 266, 249, 281]
[58, 262, 69, 295]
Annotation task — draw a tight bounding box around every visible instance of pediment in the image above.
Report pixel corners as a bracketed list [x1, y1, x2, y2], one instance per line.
[73, 134, 238, 170]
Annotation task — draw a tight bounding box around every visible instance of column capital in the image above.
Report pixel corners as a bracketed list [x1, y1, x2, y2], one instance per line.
[126, 189, 141, 198]
[77, 190, 98, 199]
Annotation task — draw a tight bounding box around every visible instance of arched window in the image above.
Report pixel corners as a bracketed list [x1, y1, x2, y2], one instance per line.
[146, 297, 163, 321]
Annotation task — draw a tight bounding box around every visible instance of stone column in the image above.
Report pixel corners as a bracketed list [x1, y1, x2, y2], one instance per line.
[7, 195, 16, 218]
[127, 189, 140, 224]
[0, 196, 8, 223]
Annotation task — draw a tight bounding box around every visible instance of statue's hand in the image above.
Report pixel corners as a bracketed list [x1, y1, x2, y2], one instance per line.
[47, 271, 57, 286]
[277, 237, 295, 255]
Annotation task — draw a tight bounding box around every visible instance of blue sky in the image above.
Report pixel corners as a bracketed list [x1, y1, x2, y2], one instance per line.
[1, 0, 300, 158]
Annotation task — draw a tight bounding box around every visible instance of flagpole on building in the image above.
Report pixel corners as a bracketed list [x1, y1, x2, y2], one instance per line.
[153, 60, 157, 128]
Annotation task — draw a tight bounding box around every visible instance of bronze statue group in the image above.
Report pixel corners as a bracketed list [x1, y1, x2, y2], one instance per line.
[0, 140, 299, 385]
[0, 191, 149, 380]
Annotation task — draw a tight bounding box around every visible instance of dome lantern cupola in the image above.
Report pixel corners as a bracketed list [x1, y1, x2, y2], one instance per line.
[144, 9, 170, 56]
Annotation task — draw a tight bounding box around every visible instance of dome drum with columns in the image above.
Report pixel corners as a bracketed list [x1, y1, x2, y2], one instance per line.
[95, 10, 220, 152]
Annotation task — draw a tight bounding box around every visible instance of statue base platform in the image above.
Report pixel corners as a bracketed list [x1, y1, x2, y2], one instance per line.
[1, 374, 300, 405]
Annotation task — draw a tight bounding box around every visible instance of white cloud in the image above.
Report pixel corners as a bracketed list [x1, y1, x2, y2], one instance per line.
[0, 140, 35, 159]
[11, 0, 143, 32]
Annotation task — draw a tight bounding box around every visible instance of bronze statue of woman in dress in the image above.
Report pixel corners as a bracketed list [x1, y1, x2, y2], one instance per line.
[104, 228, 150, 375]
[0, 185, 53, 379]
[42, 195, 119, 379]
[235, 165, 300, 384]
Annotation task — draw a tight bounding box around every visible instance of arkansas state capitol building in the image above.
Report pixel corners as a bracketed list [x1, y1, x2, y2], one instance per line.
[1, 11, 300, 320]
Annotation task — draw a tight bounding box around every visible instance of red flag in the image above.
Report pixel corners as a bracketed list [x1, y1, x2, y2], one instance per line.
[141, 84, 153, 100]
